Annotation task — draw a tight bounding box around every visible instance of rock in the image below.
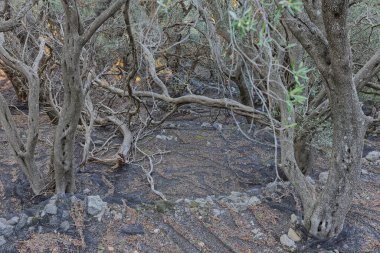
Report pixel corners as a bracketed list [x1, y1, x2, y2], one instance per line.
[120, 224, 144, 236]
[290, 214, 298, 224]
[153, 228, 160, 234]
[213, 209, 222, 217]
[201, 122, 211, 127]
[280, 234, 296, 248]
[15, 214, 28, 230]
[288, 228, 301, 242]
[44, 203, 58, 215]
[7, 216, 19, 225]
[83, 188, 91, 194]
[0, 236, 6, 246]
[365, 151, 380, 162]
[156, 135, 177, 141]
[252, 228, 264, 239]
[319, 172, 329, 184]
[361, 169, 369, 175]
[0, 220, 14, 237]
[247, 196, 261, 206]
[62, 210, 70, 219]
[266, 182, 278, 192]
[212, 123, 223, 131]
[60, 221, 70, 232]
[198, 241, 205, 248]
[87, 195, 107, 216]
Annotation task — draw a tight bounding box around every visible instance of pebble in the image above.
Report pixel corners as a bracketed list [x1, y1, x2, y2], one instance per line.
[365, 151, 380, 162]
[288, 228, 301, 242]
[120, 224, 145, 236]
[290, 214, 298, 224]
[0, 220, 14, 237]
[7, 216, 19, 225]
[44, 203, 58, 215]
[280, 234, 296, 248]
[60, 221, 70, 232]
[319, 172, 329, 184]
[0, 236, 6, 246]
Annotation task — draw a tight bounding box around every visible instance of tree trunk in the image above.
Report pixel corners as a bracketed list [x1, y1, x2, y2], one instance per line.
[51, 2, 83, 194]
[301, 0, 370, 238]
[304, 83, 368, 237]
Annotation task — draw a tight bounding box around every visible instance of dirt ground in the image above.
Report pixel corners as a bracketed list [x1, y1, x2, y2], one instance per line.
[0, 101, 379, 252]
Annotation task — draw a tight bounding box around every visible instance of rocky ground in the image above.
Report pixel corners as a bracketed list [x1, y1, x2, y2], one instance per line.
[0, 106, 379, 252]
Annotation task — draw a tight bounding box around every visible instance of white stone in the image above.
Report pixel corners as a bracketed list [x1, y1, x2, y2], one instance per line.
[290, 214, 298, 224]
[365, 151, 380, 162]
[280, 234, 296, 248]
[87, 195, 107, 216]
[319, 172, 329, 184]
[288, 228, 301, 242]
[44, 203, 58, 215]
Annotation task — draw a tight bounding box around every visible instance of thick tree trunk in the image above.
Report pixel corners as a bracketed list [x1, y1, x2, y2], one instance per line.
[52, 48, 83, 193]
[304, 83, 368, 237]
[301, 0, 370, 238]
[51, 2, 84, 194]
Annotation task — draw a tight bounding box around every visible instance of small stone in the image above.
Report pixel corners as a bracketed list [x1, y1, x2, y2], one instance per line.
[60, 221, 70, 232]
[37, 226, 43, 233]
[319, 172, 329, 184]
[361, 169, 369, 175]
[7, 216, 19, 225]
[156, 135, 177, 141]
[153, 228, 160, 234]
[288, 228, 301, 242]
[213, 209, 222, 217]
[201, 122, 211, 127]
[212, 123, 223, 131]
[87, 195, 107, 216]
[83, 188, 91, 194]
[108, 246, 115, 252]
[113, 212, 122, 220]
[247, 196, 261, 206]
[15, 214, 28, 230]
[198, 241, 205, 247]
[0, 235, 6, 246]
[280, 234, 295, 248]
[0, 220, 14, 237]
[365, 151, 380, 162]
[44, 203, 58, 215]
[266, 182, 278, 192]
[120, 224, 144, 236]
[290, 214, 298, 224]
[62, 210, 70, 219]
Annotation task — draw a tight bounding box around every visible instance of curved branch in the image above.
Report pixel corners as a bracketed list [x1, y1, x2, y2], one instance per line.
[80, 0, 127, 46]
[354, 49, 380, 89]
[0, 0, 39, 32]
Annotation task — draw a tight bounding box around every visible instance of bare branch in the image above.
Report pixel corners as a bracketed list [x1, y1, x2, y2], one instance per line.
[354, 49, 380, 89]
[80, 0, 127, 46]
[0, 0, 39, 32]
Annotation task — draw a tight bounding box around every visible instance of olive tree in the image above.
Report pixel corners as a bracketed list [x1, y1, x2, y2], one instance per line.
[0, 0, 127, 194]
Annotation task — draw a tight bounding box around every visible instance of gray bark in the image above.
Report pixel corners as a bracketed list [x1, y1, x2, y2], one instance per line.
[52, 0, 127, 193]
[282, 0, 374, 238]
